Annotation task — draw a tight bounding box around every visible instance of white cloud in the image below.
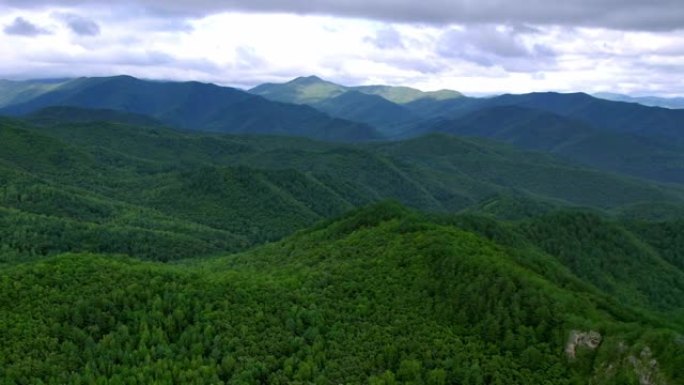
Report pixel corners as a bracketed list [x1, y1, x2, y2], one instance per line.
[0, 6, 683, 96]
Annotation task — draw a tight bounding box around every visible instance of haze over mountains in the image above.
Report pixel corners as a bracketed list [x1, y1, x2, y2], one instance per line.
[594, 92, 684, 109]
[1, 74, 684, 384]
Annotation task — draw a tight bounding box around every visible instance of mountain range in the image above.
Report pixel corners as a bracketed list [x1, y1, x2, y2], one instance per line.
[1, 74, 684, 384]
[250, 76, 684, 184]
[594, 92, 684, 109]
[0, 76, 380, 142]
[3, 76, 684, 185]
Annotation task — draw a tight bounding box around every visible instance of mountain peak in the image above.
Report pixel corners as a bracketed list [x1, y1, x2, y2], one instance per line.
[289, 75, 329, 85]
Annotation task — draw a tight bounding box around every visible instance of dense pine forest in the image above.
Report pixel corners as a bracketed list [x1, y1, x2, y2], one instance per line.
[2, 203, 683, 384]
[1, 77, 683, 384]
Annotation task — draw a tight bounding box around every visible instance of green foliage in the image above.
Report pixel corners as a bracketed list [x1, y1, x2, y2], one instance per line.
[627, 219, 684, 271]
[520, 211, 684, 312]
[1, 78, 683, 385]
[425, 105, 684, 184]
[1, 114, 683, 265]
[1, 205, 682, 384]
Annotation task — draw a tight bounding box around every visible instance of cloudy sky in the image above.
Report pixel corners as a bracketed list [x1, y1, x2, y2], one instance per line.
[1, 1, 683, 96]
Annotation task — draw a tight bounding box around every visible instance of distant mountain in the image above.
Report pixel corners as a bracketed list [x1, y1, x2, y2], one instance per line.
[402, 95, 486, 119]
[249, 75, 347, 104]
[595, 92, 684, 109]
[5, 75, 684, 185]
[423, 105, 684, 184]
[249, 76, 462, 133]
[353, 84, 463, 104]
[398, 92, 684, 184]
[0, 75, 380, 142]
[424, 105, 596, 151]
[402, 91, 684, 144]
[0, 78, 70, 108]
[313, 90, 418, 133]
[480, 92, 684, 143]
[28, 106, 164, 127]
[250, 75, 463, 105]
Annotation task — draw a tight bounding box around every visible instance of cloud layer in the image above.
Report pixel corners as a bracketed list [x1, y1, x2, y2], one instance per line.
[3, 0, 684, 31]
[0, 2, 683, 96]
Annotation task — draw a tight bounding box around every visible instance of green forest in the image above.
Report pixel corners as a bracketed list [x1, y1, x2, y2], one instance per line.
[1, 108, 683, 384]
[2, 203, 683, 384]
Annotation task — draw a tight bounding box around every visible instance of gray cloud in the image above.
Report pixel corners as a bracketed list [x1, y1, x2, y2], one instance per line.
[3, 16, 51, 36]
[365, 28, 405, 49]
[54, 13, 101, 36]
[3, 0, 684, 31]
[651, 42, 684, 56]
[14, 47, 222, 76]
[436, 25, 556, 72]
[390, 57, 446, 74]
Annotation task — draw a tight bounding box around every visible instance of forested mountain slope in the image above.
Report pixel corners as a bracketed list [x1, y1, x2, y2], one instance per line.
[4, 76, 684, 186]
[13, 110, 684, 210]
[0, 78, 69, 107]
[475, 92, 684, 143]
[250, 75, 462, 105]
[0, 76, 379, 142]
[249, 77, 684, 183]
[3, 112, 684, 265]
[1, 203, 682, 384]
[1, 102, 683, 385]
[423, 105, 684, 184]
[405, 92, 684, 144]
[249, 76, 461, 133]
[594, 92, 684, 109]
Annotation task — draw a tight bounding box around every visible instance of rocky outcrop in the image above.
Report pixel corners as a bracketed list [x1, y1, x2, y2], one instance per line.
[565, 330, 602, 359]
[628, 347, 667, 385]
[596, 343, 669, 385]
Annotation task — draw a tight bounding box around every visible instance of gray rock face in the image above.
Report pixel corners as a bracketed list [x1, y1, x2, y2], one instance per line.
[565, 330, 602, 359]
[629, 347, 667, 385]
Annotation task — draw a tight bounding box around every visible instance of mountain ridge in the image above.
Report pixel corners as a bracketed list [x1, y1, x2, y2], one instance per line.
[4, 74, 684, 185]
[595, 92, 684, 109]
[0, 75, 381, 142]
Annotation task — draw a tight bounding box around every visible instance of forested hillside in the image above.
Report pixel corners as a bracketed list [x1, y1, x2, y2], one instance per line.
[249, 77, 684, 184]
[1, 203, 682, 384]
[5, 76, 684, 186]
[2, 111, 683, 265]
[1, 102, 683, 384]
[422, 105, 684, 184]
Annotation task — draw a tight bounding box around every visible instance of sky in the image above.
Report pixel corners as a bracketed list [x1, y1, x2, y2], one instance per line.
[1, 1, 683, 96]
